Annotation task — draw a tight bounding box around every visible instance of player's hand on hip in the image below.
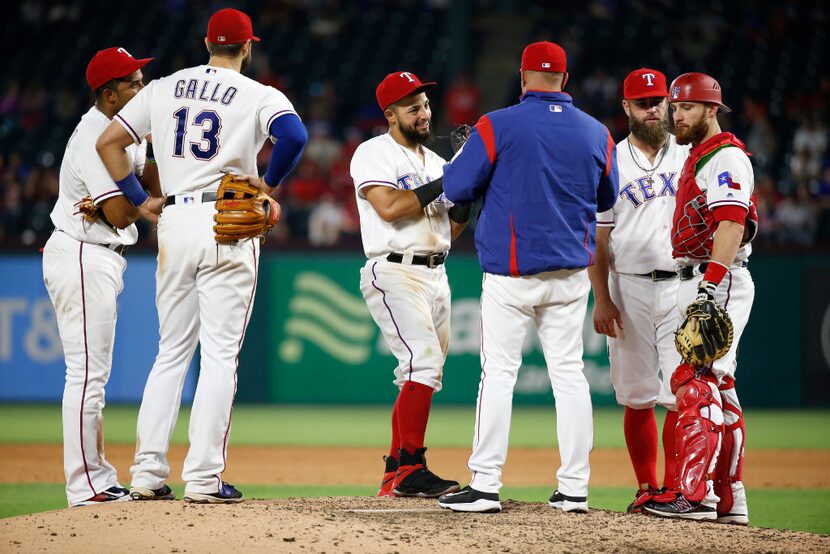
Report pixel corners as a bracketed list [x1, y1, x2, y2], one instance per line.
[592, 296, 623, 338]
[240, 174, 276, 196]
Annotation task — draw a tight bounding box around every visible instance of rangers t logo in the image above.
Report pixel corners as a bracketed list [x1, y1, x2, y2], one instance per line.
[717, 171, 741, 190]
[399, 72, 415, 83]
[642, 73, 656, 86]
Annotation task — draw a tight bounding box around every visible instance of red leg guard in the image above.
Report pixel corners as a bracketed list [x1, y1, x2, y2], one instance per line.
[714, 377, 745, 514]
[673, 368, 723, 503]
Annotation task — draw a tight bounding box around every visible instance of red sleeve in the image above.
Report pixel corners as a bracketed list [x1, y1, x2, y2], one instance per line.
[712, 204, 748, 224]
[474, 115, 496, 164]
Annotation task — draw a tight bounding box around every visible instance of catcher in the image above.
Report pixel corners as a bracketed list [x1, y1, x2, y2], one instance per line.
[643, 73, 757, 525]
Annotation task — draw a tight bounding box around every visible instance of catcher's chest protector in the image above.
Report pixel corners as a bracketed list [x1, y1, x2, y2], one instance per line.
[671, 133, 757, 259]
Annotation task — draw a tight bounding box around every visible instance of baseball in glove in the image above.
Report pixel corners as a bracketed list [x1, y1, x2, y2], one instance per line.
[213, 173, 281, 243]
[674, 293, 734, 367]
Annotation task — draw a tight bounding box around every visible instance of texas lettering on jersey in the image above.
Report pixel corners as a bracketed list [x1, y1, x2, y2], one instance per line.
[618, 171, 678, 208]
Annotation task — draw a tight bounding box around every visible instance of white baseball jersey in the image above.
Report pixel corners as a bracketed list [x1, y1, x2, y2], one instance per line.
[114, 65, 297, 194]
[350, 133, 451, 258]
[51, 106, 145, 246]
[692, 147, 755, 263]
[597, 135, 690, 274]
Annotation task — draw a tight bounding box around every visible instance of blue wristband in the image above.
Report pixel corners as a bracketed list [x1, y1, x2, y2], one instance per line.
[115, 173, 149, 206]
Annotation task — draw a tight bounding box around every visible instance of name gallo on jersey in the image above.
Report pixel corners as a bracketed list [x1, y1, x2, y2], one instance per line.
[618, 171, 678, 208]
[174, 78, 238, 105]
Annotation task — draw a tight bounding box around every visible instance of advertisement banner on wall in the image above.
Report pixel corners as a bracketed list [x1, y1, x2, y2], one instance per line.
[263, 254, 617, 406]
[0, 255, 196, 403]
[803, 267, 830, 406]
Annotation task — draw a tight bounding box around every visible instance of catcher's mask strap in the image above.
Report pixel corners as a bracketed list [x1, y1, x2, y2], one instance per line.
[165, 191, 218, 207]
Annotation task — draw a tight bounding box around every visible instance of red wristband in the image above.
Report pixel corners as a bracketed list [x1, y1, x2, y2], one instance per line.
[702, 260, 729, 285]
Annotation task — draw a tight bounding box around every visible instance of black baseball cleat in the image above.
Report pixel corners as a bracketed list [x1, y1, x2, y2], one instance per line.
[548, 490, 589, 513]
[627, 487, 677, 514]
[130, 484, 176, 501]
[643, 493, 717, 521]
[392, 447, 460, 498]
[438, 486, 501, 513]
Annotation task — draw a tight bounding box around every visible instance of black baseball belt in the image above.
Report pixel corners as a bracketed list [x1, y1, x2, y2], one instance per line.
[164, 191, 218, 206]
[636, 270, 678, 281]
[679, 260, 748, 281]
[386, 252, 447, 268]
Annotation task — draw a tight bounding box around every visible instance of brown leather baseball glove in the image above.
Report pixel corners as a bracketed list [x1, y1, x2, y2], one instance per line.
[213, 174, 281, 243]
[674, 298, 734, 367]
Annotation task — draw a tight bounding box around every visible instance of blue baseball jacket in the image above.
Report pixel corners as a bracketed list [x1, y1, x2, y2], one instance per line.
[443, 90, 618, 276]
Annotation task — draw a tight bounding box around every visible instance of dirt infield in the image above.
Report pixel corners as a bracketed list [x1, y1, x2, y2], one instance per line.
[3, 497, 830, 553]
[3, 445, 830, 552]
[2, 444, 829, 488]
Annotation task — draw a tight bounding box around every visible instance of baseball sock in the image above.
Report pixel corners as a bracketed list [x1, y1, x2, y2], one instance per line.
[397, 380, 434, 456]
[662, 409, 679, 490]
[624, 406, 659, 489]
[389, 395, 401, 460]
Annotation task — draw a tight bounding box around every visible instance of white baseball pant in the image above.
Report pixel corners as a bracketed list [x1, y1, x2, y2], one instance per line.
[42, 230, 126, 505]
[607, 272, 680, 410]
[468, 268, 593, 497]
[131, 202, 259, 494]
[359, 259, 450, 391]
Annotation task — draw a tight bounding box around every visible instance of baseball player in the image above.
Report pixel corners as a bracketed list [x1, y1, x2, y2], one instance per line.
[96, 8, 307, 503]
[588, 68, 690, 513]
[437, 41, 618, 513]
[42, 47, 162, 506]
[644, 73, 757, 524]
[350, 71, 470, 498]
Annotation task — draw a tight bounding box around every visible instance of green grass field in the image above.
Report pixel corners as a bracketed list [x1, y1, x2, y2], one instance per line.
[1, 405, 828, 534]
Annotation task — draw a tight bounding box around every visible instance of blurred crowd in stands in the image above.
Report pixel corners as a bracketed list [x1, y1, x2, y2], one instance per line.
[1, 0, 828, 250]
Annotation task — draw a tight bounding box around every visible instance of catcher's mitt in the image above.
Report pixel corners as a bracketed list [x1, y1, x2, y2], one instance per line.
[674, 299, 734, 367]
[213, 174, 281, 243]
[450, 124, 472, 153]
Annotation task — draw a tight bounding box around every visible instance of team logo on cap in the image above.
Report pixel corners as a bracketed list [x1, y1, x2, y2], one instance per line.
[399, 72, 415, 83]
[671, 86, 680, 99]
[642, 73, 655, 86]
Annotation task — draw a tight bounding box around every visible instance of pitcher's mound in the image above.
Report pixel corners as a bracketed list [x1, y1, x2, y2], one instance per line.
[2, 496, 828, 553]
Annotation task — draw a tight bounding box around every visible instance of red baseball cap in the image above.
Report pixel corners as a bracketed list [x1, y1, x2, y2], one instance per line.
[376, 71, 436, 111]
[521, 41, 567, 73]
[623, 68, 668, 99]
[207, 8, 260, 45]
[86, 47, 153, 91]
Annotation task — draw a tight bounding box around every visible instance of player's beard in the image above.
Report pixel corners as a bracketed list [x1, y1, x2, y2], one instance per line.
[675, 116, 710, 146]
[630, 112, 669, 148]
[400, 120, 434, 146]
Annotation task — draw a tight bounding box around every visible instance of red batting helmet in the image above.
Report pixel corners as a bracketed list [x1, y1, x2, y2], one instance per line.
[669, 72, 731, 113]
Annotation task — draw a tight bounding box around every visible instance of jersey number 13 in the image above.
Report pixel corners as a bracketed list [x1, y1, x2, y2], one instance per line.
[172, 107, 221, 160]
